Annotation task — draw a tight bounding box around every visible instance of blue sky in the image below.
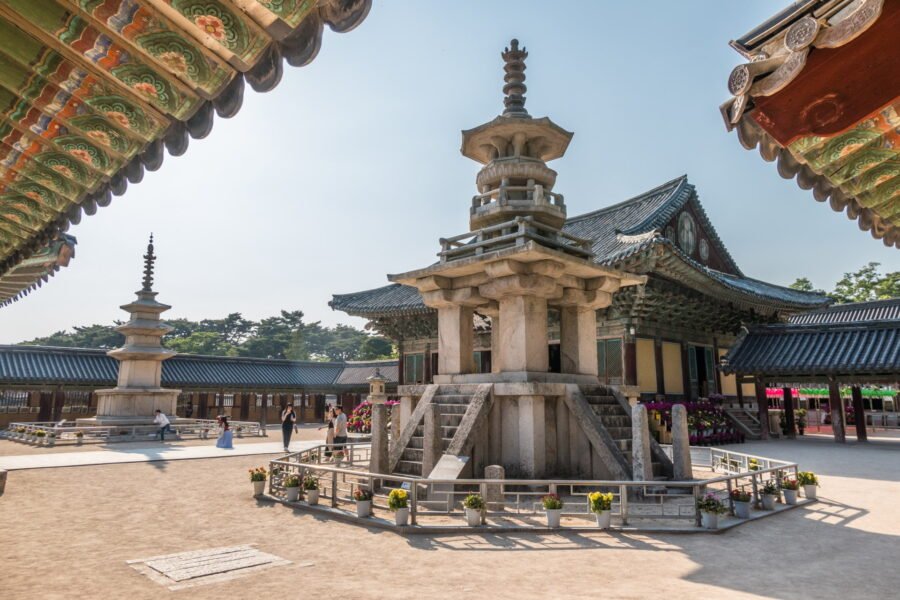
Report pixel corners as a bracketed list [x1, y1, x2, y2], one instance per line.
[1, 1, 897, 343]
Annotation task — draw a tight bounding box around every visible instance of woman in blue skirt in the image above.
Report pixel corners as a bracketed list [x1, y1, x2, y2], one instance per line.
[216, 415, 233, 449]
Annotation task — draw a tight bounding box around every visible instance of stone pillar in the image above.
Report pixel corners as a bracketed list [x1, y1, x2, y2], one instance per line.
[632, 404, 653, 481]
[851, 385, 867, 442]
[370, 403, 389, 474]
[422, 403, 443, 477]
[672, 403, 693, 480]
[389, 404, 401, 455]
[497, 295, 548, 372]
[829, 381, 846, 443]
[399, 395, 414, 433]
[559, 307, 599, 376]
[484, 464, 505, 508]
[437, 305, 475, 375]
[490, 314, 501, 373]
[517, 395, 546, 477]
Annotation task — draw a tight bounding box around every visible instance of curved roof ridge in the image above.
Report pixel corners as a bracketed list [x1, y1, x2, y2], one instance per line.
[566, 175, 688, 224]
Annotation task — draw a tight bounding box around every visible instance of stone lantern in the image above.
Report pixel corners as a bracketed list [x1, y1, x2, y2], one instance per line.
[367, 367, 390, 474]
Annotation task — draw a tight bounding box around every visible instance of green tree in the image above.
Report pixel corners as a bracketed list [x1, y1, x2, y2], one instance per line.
[166, 331, 237, 356]
[359, 336, 395, 360]
[830, 262, 900, 304]
[789, 277, 825, 294]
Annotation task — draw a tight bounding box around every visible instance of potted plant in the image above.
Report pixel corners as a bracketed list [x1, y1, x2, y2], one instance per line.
[542, 493, 564, 528]
[730, 488, 752, 518]
[46, 432, 56, 447]
[797, 471, 819, 500]
[354, 488, 373, 517]
[75, 431, 84, 445]
[748, 458, 760, 472]
[303, 475, 319, 505]
[781, 478, 799, 505]
[34, 429, 46, 445]
[284, 474, 301, 502]
[760, 480, 778, 510]
[388, 488, 410, 526]
[462, 493, 485, 527]
[16, 426, 26, 440]
[696, 492, 727, 529]
[249, 467, 267, 496]
[796, 409, 807, 436]
[588, 491, 614, 529]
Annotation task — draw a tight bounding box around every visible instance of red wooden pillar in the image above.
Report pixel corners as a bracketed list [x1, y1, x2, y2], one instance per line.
[782, 387, 796, 439]
[654, 339, 665, 397]
[754, 378, 769, 440]
[828, 381, 846, 443]
[851, 385, 867, 442]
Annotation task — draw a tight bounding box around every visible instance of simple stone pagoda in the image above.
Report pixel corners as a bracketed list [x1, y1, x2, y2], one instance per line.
[79, 235, 180, 425]
[381, 41, 672, 482]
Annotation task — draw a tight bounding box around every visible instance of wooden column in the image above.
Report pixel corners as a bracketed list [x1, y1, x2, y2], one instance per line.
[754, 378, 769, 440]
[654, 339, 665, 396]
[782, 386, 796, 439]
[423, 342, 432, 383]
[681, 343, 692, 401]
[828, 380, 846, 443]
[851, 385, 867, 442]
[736, 380, 744, 408]
[397, 339, 405, 385]
[624, 338, 637, 387]
[38, 390, 52, 422]
[52, 385, 65, 422]
[712, 338, 723, 395]
[260, 392, 268, 430]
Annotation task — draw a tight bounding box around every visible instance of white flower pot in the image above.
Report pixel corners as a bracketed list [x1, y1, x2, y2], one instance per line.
[253, 480, 266, 496]
[546, 508, 562, 528]
[761, 494, 776, 510]
[394, 507, 410, 526]
[701, 511, 719, 529]
[306, 489, 319, 505]
[286, 486, 300, 502]
[594, 510, 611, 529]
[783, 489, 798, 505]
[733, 500, 751, 519]
[465, 507, 481, 527]
[803, 484, 817, 500]
[356, 500, 371, 518]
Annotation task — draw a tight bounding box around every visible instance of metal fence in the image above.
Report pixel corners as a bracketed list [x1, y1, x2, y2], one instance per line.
[2, 418, 264, 445]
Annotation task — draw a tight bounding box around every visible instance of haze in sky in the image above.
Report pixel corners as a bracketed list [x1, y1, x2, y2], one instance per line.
[1, 1, 897, 344]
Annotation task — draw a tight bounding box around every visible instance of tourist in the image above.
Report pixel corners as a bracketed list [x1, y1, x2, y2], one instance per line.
[319, 407, 335, 459]
[281, 403, 297, 452]
[216, 415, 233, 449]
[154, 409, 173, 441]
[333, 405, 348, 456]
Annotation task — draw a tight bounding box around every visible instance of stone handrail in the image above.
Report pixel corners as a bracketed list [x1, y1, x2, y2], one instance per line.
[388, 385, 438, 473]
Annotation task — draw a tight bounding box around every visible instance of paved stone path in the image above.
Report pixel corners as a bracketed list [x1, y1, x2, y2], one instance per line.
[0, 440, 317, 471]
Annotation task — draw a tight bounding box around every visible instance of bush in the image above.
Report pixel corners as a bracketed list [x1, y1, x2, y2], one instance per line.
[388, 488, 409, 511]
[463, 494, 485, 510]
[797, 471, 819, 486]
[588, 491, 614, 513]
[541, 493, 563, 510]
[697, 492, 727, 514]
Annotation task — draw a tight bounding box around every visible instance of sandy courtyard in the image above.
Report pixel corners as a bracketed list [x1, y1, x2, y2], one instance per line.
[1, 436, 898, 600]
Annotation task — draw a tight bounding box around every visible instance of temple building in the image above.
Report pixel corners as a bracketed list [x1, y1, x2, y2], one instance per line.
[330, 39, 829, 481]
[721, 0, 900, 247]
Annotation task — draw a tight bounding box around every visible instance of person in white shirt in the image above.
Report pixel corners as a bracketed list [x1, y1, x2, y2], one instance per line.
[332, 405, 348, 454]
[154, 409, 172, 441]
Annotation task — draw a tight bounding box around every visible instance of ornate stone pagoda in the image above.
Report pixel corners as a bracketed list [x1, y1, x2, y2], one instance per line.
[79, 235, 180, 425]
[390, 39, 644, 384]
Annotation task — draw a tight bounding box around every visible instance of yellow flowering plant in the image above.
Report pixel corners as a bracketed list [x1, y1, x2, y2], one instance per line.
[588, 491, 614, 513]
[248, 467, 268, 482]
[388, 488, 409, 511]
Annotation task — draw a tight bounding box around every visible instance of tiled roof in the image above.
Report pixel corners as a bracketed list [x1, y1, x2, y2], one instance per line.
[332, 175, 828, 317]
[789, 298, 900, 325]
[0, 345, 397, 389]
[721, 320, 900, 378]
[329, 283, 432, 317]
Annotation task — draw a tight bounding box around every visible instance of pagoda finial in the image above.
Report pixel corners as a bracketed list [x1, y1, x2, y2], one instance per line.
[141, 233, 155, 292]
[501, 38, 528, 118]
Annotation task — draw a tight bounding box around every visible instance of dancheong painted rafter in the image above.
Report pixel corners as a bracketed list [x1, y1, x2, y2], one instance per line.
[0, 0, 372, 306]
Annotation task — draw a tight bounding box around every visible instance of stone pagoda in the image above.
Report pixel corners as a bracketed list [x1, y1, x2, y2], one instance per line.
[79, 235, 180, 425]
[383, 41, 672, 482]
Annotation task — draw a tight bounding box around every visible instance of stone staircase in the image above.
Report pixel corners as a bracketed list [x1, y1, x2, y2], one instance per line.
[725, 408, 762, 440]
[581, 387, 668, 480]
[395, 386, 474, 477]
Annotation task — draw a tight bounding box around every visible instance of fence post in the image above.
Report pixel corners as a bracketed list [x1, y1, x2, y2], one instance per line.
[411, 481, 418, 526]
[619, 484, 628, 526]
[726, 478, 734, 515]
[331, 471, 338, 508]
[751, 473, 760, 509]
[693, 484, 702, 527]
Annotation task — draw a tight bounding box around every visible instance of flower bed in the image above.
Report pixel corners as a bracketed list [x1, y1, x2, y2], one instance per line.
[347, 400, 399, 434]
[643, 400, 743, 446]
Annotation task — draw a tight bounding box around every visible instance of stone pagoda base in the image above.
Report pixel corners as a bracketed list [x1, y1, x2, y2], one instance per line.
[77, 387, 180, 426]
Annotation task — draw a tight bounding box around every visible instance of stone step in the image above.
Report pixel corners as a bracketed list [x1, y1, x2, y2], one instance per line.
[414, 424, 459, 439]
[583, 395, 618, 405]
[598, 415, 631, 427]
[435, 404, 469, 415]
[433, 384, 482, 395]
[590, 404, 627, 417]
[604, 426, 632, 439]
[614, 439, 632, 452]
[408, 436, 423, 449]
[440, 413, 464, 427]
[397, 460, 422, 475]
[402, 448, 423, 462]
[433, 394, 473, 404]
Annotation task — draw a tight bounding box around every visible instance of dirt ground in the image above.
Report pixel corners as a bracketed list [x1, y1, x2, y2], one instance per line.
[1, 436, 898, 600]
